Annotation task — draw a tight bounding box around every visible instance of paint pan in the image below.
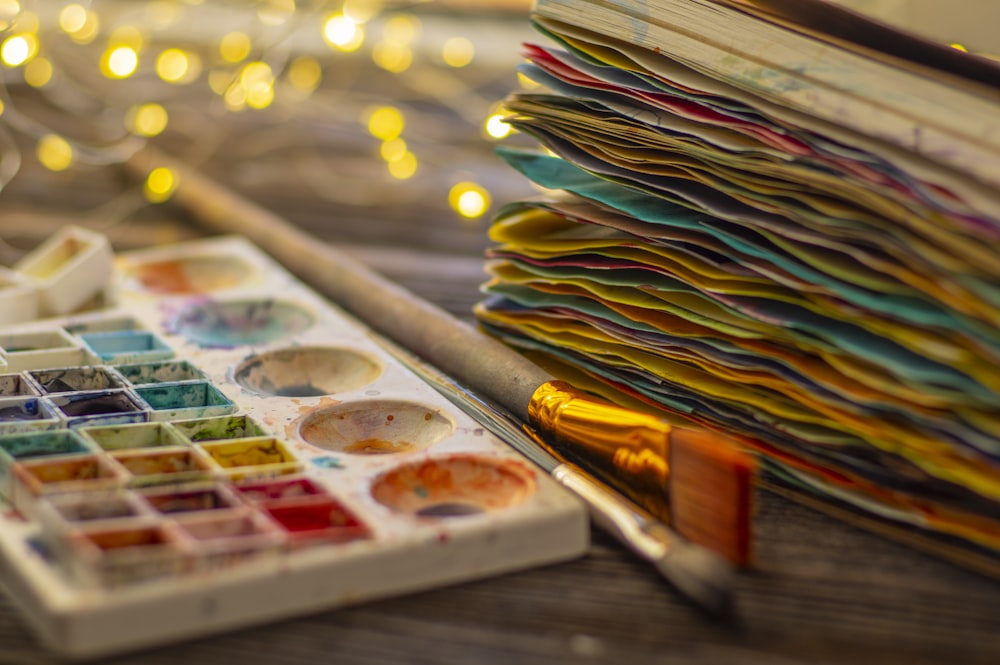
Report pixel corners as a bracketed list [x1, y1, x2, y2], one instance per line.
[13, 225, 114, 317]
[0, 429, 92, 496]
[40, 490, 151, 525]
[263, 496, 370, 548]
[170, 414, 269, 443]
[370, 454, 537, 518]
[111, 447, 216, 488]
[32, 490, 154, 577]
[50, 390, 148, 429]
[175, 510, 286, 571]
[0, 267, 38, 325]
[234, 475, 329, 504]
[114, 360, 208, 386]
[9, 454, 125, 518]
[233, 346, 382, 398]
[133, 381, 236, 421]
[27, 366, 127, 395]
[63, 522, 190, 588]
[0, 373, 42, 397]
[124, 254, 255, 295]
[139, 482, 243, 516]
[79, 422, 189, 452]
[172, 299, 314, 347]
[0, 397, 62, 435]
[197, 437, 301, 481]
[297, 399, 454, 455]
[0, 329, 87, 372]
[79, 331, 173, 365]
[63, 316, 141, 336]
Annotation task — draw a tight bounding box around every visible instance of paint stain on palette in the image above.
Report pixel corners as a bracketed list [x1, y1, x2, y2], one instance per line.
[297, 399, 454, 455]
[124, 255, 255, 295]
[371, 455, 537, 518]
[233, 347, 382, 398]
[173, 299, 314, 347]
[0, 236, 588, 659]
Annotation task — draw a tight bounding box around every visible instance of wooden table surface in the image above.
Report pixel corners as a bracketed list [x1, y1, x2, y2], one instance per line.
[0, 16, 999, 662]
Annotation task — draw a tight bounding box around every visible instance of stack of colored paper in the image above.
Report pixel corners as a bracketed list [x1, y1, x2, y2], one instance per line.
[477, 1, 1000, 568]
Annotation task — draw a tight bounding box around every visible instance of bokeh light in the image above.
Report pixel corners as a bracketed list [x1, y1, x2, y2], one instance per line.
[449, 182, 491, 219]
[37, 134, 74, 171]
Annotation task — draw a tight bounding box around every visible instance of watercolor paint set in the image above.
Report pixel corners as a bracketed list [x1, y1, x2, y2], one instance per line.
[0, 236, 588, 658]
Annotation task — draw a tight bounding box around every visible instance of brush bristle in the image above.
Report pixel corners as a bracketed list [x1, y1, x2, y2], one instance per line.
[668, 428, 756, 566]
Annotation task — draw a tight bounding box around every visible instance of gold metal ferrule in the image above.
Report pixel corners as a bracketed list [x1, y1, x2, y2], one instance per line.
[527, 380, 673, 522]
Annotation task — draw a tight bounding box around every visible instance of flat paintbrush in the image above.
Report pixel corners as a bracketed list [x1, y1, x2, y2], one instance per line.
[124, 145, 756, 580]
[366, 325, 737, 616]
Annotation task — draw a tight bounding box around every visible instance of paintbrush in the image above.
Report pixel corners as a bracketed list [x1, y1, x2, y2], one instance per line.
[123, 145, 756, 567]
[366, 326, 737, 615]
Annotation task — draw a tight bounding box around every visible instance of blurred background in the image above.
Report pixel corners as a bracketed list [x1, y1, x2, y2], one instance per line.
[0, 0, 536, 318]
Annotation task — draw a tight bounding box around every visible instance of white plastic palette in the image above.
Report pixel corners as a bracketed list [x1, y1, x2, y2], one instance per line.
[0, 236, 588, 658]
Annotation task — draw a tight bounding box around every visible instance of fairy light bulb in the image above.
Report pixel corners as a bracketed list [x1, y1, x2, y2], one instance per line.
[485, 113, 513, 140]
[323, 14, 364, 52]
[288, 56, 320, 87]
[157, 48, 200, 84]
[127, 103, 169, 137]
[449, 182, 490, 219]
[220, 32, 251, 63]
[1, 33, 36, 67]
[366, 106, 404, 141]
[387, 151, 417, 179]
[241, 61, 274, 110]
[102, 46, 138, 79]
[58, 4, 86, 33]
[441, 37, 474, 68]
[37, 134, 73, 171]
[144, 166, 177, 203]
[62, 5, 99, 44]
[380, 137, 407, 162]
[23, 55, 51, 86]
[373, 41, 411, 73]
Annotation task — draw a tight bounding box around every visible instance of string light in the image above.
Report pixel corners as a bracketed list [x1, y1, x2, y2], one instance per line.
[0, 1, 523, 223]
